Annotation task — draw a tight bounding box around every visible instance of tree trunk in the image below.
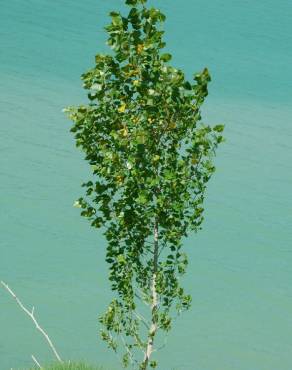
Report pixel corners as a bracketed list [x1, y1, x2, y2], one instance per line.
[141, 219, 159, 370]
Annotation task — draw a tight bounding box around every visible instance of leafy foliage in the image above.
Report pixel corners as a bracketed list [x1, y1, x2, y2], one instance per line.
[65, 0, 223, 368]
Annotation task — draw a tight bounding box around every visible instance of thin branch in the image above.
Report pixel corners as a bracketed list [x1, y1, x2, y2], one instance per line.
[134, 292, 147, 306]
[1, 281, 63, 363]
[158, 240, 167, 257]
[133, 310, 150, 330]
[120, 335, 137, 366]
[155, 331, 169, 352]
[107, 330, 126, 367]
[31, 354, 42, 369]
[134, 285, 150, 307]
[132, 330, 146, 354]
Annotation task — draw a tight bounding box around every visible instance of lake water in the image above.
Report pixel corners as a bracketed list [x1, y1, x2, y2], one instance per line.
[1, 1, 292, 369]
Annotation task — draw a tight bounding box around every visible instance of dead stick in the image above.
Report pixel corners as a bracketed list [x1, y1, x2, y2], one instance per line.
[31, 354, 42, 369]
[1, 281, 62, 363]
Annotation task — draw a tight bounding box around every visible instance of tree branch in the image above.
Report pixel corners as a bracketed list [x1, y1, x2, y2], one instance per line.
[133, 310, 150, 330]
[1, 281, 63, 363]
[31, 354, 42, 369]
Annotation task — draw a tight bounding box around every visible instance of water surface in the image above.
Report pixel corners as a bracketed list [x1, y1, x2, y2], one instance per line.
[1, 1, 292, 369]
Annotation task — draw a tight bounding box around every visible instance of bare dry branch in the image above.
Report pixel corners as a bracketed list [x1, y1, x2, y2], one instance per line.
[31, 354, 42, 369]
[1, 281, 63, 363]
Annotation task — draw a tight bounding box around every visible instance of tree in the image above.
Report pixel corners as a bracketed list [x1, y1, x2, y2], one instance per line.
[65, 0, 224, 369]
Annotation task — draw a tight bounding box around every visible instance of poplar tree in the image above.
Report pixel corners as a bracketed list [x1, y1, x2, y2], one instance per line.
[65, 0, 224, 368]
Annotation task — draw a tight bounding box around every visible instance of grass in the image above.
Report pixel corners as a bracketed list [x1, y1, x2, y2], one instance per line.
[29, 362, 108, 370]
[28, 360, 180, 370]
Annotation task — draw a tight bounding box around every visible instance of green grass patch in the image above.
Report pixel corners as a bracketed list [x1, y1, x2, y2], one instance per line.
[29, 361, 107, 370]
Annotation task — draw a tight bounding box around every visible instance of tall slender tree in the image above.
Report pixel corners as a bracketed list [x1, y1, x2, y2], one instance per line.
[65, 0, 224, 368]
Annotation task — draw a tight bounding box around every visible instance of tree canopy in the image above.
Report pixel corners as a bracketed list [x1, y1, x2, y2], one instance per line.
[65, 0, 224, 368]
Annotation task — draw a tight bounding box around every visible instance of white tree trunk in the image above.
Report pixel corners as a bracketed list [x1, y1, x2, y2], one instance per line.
[142, 220, 159, 369]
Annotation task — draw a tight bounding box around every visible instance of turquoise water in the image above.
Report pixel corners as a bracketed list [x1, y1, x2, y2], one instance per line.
[1, 1, 292, 369]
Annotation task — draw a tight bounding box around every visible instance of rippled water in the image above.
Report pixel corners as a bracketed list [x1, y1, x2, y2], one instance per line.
[1, 1, 292, 369]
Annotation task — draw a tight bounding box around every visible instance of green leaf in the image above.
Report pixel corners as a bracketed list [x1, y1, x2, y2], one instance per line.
[117, 254, 126, 264]
[213, 124, 225, 132]
[125, 0, 138, 5]
[109, 11, 119, 17]
[160, 53, 172, 62]
[136, 194, 147, 205]
[184, 81, 192, 90]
